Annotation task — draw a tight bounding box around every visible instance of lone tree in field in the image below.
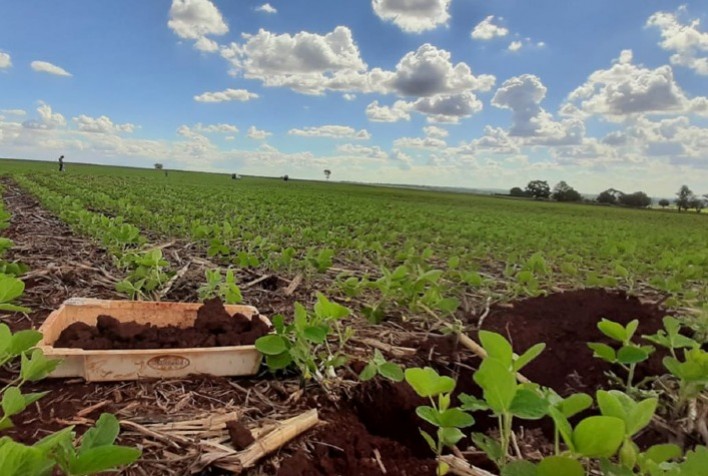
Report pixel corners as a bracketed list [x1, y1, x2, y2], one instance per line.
[509, 187, 526, 197]
[154, 163, 163, 170]
[597, 188, 622, 205]
[525, 180, 551, 199]
[551, 181, 582, 202]
[658, 198, 670, 208]
[688, 197, 704, 213]
[619, 191, 652, 208]
[324, 169, 331, 180]
[675, 185, 694, 212]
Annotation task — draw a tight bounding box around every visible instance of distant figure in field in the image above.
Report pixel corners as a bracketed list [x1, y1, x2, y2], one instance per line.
[58, 155, 65, 172]
[283, 175, 289, 182]
[231, 173, 237, 180]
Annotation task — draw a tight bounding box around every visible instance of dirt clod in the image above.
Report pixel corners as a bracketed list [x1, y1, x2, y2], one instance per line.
[54, 298, 270, 350]
[225, 420, 255, 450]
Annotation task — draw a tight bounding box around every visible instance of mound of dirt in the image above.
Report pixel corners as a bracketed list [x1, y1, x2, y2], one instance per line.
[54, 298, 270, 350]
[479, 288, 667, 395]
[277, 410, 436, 476]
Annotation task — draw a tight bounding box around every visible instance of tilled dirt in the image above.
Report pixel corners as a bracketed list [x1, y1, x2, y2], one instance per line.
[54, 298, 270, 349]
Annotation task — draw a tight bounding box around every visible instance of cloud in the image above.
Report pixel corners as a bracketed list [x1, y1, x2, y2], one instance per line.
[336, 143, 388, 159]
[411, 92, 483, 123]
[394, 136, 447, 149]
[508, 41, 523, 52]
[647, 9, 708, 75]
[31, 60, 72, 77]
[289, 125, 371, 140]
[192, 123, 239, 134]
[194, 36, 219, 52]
[247, 126, 272, 140]
[492, 74, 584, 145]
[385, 44, 495, 97]
[567, 50, 708, 119]
[220, 26, 369, 95]
[73, 115, 136, 134]
[471, 16, 509, 40]
[365, 100, 412, 122]
[372, 0, 451, 33]
[255, 3, 277, 14]
[424, 125, 448, 138]
[193, 88, 259, 102]
[343, 93, 357, 101]
[168, 0, 227, 40]
[0, 51, 11, 69]
[1, 109, 26, 116]
[21, 102, 66, 130]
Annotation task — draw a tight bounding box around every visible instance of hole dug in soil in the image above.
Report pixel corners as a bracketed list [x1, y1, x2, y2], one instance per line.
[54, 298, 269, 350]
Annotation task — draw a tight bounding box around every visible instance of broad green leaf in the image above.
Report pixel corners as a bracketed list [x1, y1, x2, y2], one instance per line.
[8, 330, 43, 356]
[378, 362, 404, 382]
[437, 408, 475, 428]
[513, 343, 545, 372]
[80, 413, 120, 452]
[617, 345, 651, 364]
[22, 391, 48, 407]
[626, 397, 657, 436]
[625, 320, 639, 341]
[33, 426, 74, 451]
[265, 352, 292, 370]
[419, 430, 437, 453]
[303, 325, 328, 344]
[573, 416, 625, 458]
[0, 438, 53, 476]
[678, 446, 708, 475]
[416, 406, 440, 426]
[255, 335, 288, 355]
[510, 388, 549, 420]
[478, 331, 513, 367]
[473, 358, 517, 414]
[597, 319, 627, 343]
[271, 314, 285, 334]
[536, 456, 584, 476]
[0, 324, 11, 354]
[559, 393, 593, 418]
[0, 276, 25, 304]
[405, 367, 455, 398]
[458, 393, 489, 412]
[619, 439, 639, 469]
[438, 427, 464, 447]
[642, 444, 681, 466]
[358, 362, 377, 382]
[597, 390, 625, 421]
[20, 350, 60, 382]
[471, 432, 504, 464]
[587, 342, 616, 363]
[501, 460, 537, 476]
[1, 387, 27, 418]
[68, 445, 141, 475]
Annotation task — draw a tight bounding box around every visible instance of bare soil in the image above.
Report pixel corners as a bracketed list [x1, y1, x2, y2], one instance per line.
[54, 298, 269, 350]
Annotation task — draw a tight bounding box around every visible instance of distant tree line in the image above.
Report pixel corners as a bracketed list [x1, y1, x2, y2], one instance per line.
[509, 181, 707, 212]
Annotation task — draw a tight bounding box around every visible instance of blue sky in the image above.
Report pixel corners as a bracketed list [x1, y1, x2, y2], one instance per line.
[1, 0, 707, 195]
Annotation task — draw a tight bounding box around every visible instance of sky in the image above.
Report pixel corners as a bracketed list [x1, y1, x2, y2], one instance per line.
[0, 0, 707, 196]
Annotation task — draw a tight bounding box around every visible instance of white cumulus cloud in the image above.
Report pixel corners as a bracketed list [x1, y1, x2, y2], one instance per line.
[31, 61, 72, 77]
[372, 0, 451, 33]
[73, 115, 136, 134]
[471, 16, 509, 40]
[256, 3, 277, 14]
[194, 88, 259, 102]
[0, 51, 11, 69]
[647, 9, 708, 75]
[247, 126, 272, 140]
[22, 102, 66, 130]
[193, 123, 239, 134]
[168, 0, 228, 39]
[289, 125, 371, 140]
[365, 100, 412, 122]
[508, 41, 523, 52]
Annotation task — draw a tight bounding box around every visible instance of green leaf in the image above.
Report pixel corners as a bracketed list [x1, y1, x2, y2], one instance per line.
[265, 352, 292, 370]
[473, 358, 517, 414]
[438, 427, 465, 447]
[303, 325, 328, 344]
[0, 324, 11, 354]
[597, 319, 627, 343]
[33, 426, 74, 451]
[21, 391, 48, 408]
[437, 408, 475, 428]
[416, 406, 440, 426]
[501, 460, 537, 476]
[478, 331, 513, 367]
[513, 343, 545, 372]
[0, 438, 54, 476]
[617, 345, 651, 365]
[8, 330, 43, 356]
[642, 444, 682, 465]
[419, 430, 437, 453]
[459, 393, 489, 412]
[358, 362, 377, 382]
[80, 413, 120, 452]
[20, 350, 60, 382]
[626, 397, 657, 436]
[405, 367, 455, 398]
[255, 335, 288, 355]
[558, 393, 593, 418]
[573, 416, 625, 458]
[587, 342, 616, 363]
[548, 407, 574, 452]
[596, 390, 625, 421]
[68, 445, 141, 475]
[1, 387, 27, 419]
[471, 433, 504, 464]
[510, 388, 549, 420]
[0, 275, 25, 304]
[625, 320, 639, 341]
[378, 362, 404, 382]
[536, 456, 584, 476]
[271, 314, 285, 334]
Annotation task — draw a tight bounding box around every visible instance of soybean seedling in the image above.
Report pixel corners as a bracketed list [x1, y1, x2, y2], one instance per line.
[588, 319, 655, 391]
[358, 349, 404, 382]
[405, 367, 474, 476]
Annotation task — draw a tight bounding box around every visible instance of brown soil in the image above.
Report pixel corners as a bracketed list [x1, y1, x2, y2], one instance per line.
[478, 289, 667, 395]
[225, 420, 255, 450]
[54, 298, 269, 350]
[277, 409, 436, 476]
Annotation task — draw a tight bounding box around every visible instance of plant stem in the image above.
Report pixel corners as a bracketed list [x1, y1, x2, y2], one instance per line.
[626, 363, 636, 391]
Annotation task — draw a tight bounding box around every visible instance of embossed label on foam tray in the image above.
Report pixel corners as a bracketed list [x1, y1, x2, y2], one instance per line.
[147, 355, 190, 371]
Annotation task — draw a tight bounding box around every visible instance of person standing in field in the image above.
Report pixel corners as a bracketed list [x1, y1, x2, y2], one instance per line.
[58, 155, 65, 172]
